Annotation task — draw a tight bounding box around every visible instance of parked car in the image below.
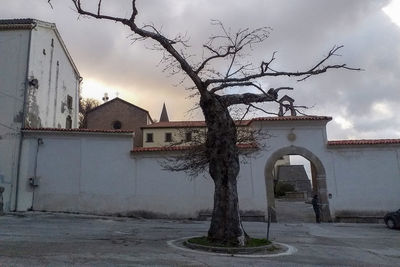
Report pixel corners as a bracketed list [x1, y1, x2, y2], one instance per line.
[384, 209, 400, 229]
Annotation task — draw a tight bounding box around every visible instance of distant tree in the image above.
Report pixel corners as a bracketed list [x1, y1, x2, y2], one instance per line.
[51, 0, 360, 246]
[79, 98, 100, 128]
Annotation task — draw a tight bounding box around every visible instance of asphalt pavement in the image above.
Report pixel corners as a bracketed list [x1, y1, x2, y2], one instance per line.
[0, 212, 399, 266]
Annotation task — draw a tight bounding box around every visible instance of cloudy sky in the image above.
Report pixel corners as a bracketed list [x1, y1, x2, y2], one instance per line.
[1, 0, 400, 140]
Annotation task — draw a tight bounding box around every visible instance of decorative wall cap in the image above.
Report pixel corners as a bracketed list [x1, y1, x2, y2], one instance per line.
[142, 121, 209, 129]
[252, 116, 332, 122]
[0, 18, 37, 30]
[131, 143, 258, 153]
[142, 116, 331, 129]
[22, 127, 134, 135]
[328, 139, 400, 146]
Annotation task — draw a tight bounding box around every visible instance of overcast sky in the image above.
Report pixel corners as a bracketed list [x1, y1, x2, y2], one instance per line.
[1, 0, 400, 140]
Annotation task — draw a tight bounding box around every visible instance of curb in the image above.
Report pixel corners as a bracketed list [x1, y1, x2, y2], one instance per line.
[167, 236, 298, 258]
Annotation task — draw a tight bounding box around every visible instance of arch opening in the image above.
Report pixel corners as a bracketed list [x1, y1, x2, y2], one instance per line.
[264, 146, 332, 223]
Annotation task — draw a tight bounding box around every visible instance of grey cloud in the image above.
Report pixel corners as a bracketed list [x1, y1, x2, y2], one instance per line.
[1, 0, 399, 139]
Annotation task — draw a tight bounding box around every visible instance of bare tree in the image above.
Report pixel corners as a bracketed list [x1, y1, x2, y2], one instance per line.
[56, 0, 360, 246]
[79, 97, 100, 128]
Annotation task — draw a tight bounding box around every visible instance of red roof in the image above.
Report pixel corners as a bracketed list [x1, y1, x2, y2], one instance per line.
[132, 146, 194, 152]
[142, 116, 330, 129]
[328, 139, 400, 146]
[142, 121, 206, 129]
[131, 143, 257, 153]
[252, 116, 332, 122]
[22, 127, 134, 134]
[142, 120, 251, 129]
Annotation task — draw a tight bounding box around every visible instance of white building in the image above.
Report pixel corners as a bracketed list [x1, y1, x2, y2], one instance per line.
[0, 19, 81, 211]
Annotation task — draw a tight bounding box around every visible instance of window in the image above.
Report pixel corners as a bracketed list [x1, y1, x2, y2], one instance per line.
[165, 132, 172, 142]
[146, 133, 153, 143]
[185, 132, 192, 142]
[66, 115, 72, 129]
[112, 121, 122, 129]
[67, 95, 73, 110]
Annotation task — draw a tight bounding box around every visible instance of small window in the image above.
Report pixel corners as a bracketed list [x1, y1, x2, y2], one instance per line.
[66, 115, 72, 129]
[67, 95, 73, 110]
[185, 132, 192, 142]
[165, 133, 172, 142]
[112, 121, 122, 129]
[146, 133, 153, 143]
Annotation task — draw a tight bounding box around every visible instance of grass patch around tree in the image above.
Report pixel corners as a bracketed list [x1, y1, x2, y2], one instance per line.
[187, 236, 271, 248]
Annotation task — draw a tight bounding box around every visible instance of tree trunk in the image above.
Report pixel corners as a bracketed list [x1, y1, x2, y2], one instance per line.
[200, 92, 246, 246]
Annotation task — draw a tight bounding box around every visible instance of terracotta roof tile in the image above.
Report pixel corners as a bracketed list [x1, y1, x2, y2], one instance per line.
[132, 146, 193, 152]
[328, 139, 400, 146]
[252, 116, 332, 122]
[0, 18, 36, 25]
[0, 18, 43, 30]
[131, 143, 257, 153]
[22, 127, 134, 134]
[142, 121, 207, 129]
[143, 120, 251, 128]
[142, 116, 331, 129]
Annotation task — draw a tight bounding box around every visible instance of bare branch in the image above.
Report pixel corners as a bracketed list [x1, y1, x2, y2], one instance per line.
[210, 81, 259, 94]
[97, 0, 102, 16]
[249, 103, 279, 116]
[219, 86, 293, 107]
[221, 92, 275, 106]
[195, 45, 235, 74]
[71, 0, 205, 94]
[240, 105, 252, 121]
[205, 46, 361, 86]
[196, 20, 271, 78]
[261, 51, 276, 73]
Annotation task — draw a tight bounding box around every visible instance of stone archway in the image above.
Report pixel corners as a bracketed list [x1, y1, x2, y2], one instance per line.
[264, 146, 332, 222]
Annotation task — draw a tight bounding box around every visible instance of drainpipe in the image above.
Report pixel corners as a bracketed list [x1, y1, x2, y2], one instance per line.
[13, 21, 36, 211]
[132, 132, 136, 149]
[76, 76, 83, 128]
[28, 138, 43, 211]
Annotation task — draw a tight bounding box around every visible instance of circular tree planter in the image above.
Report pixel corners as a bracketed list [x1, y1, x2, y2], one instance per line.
[183, 236, 286, 255]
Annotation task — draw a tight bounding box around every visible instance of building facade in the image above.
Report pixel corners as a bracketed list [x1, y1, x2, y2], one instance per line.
[85, 97, 152, 147]
[142, 121, 206, 147]
[0, 19, 81, 211]
[141, 105, 250, 148]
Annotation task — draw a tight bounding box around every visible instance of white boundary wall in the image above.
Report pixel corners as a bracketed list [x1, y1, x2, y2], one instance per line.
[18, 131, 264, 217]
[328, 146, 400, 217]
[16, 120, 400, 220]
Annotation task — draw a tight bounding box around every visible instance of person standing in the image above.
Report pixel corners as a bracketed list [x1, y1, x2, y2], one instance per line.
[312, 194, 321, 223]
[0, 187, 4, 215]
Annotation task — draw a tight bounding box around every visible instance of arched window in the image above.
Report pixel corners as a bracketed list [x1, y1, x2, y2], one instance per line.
[112, 121, 122, 130]
[66, 116, 72, 129]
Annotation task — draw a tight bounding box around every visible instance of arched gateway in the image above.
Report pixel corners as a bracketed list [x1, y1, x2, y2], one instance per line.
[264, 145, 332, 222]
